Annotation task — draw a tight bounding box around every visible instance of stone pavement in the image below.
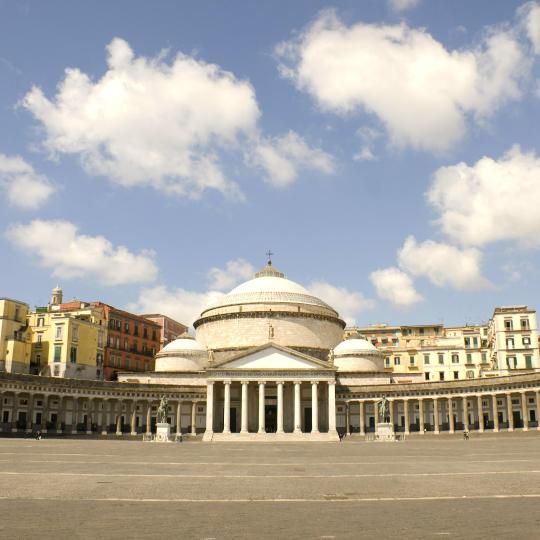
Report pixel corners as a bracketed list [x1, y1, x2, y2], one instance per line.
[1, 433, 540, 539]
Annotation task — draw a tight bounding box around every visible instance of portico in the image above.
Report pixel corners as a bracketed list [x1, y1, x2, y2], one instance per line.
[202, 343, 339, 441]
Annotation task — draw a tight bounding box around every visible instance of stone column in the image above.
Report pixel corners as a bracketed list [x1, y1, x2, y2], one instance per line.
[240, 382, 249, 434]
[448, 397, 455, 433]
[115, 400, 123, 436]
[42, 395, 50, 433]
[57, 397, 65, 433]
[462, 396, 469, 432]
[418, 399, 425, 434]
[293, 381, 301, 433]
[389, 399, 395, 429]
[521, 392, 529, 431]
[86, 398, 93, 434]
[204, 381, 214, 438]
[130, 401, 138, 436]
[71, 397, 79, 434]
[434, 398, 440, 434]
[191, 401, 197, 435]
[277, 382, 284, 434]
[175, 400, 181, 436]
[11, 392, 19, 432]
[373, 400, 378, 433]
[145, 400, 152, 436]
[536, 390, 540, 431]
[506, 393, 514, 431]
[25, 394, 34, 433]
[312, 382, 319, 433]
[404, 399, 410, 435]
[221, 381, 230, 433]
[477, 395, 485, 432]
[359, 401, 365, 435]
[101, 399, 109, 435]
[258, 382, 266, 434]
[328, 381, 337, 434]
[492, 394, 499, 432]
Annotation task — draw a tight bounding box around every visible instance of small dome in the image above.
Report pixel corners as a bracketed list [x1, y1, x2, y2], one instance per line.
[334, 338, 378, 355]
[155, 336, 207, 372]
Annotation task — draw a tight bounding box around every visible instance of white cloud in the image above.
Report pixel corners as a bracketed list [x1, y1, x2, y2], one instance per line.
[251, 131, 335, 188]
[128, 285, 224, 328]
[519, 1, 540, 54]
[307, 280, 374, 325]
[369, 267, 423, 307]
[276, 9, 530, 152]
[5, 219, 157, 285]
[207, 258, 255, 291]
[353, 147, 377, 162]
[388, 0, 421, 13]
[427, 146, 540, 248]
[398, 236, 490, 290]
[22, 37, 260, 199]
[0, 153, 55, 209]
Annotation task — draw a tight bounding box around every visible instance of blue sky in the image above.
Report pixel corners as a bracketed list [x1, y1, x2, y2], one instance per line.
[1, 0, 540, 328]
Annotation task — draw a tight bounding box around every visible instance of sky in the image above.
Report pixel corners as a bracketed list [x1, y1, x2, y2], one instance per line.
[1, 0, 540, 329]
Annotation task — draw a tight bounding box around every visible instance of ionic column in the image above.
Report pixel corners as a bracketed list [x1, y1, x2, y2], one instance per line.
[492, 394, 499, 432]
[130, 401, 138, 436]
[433, 398, 440, 434]
[418, 399, 425, 434]
[57, 397, 66, 433]
[41, 395, 50, 433]
[204, 382, 214, 437]
[448, 398, 455, 433]
[101, 399, 109, 435]
[521, 392, 529, 431]
[477, 395, 484, 432]
[115, 400, 123, 436]
[389, 399, 394, 429]
[222, 382, 231, 433]
[258, 382, 266, 434]
[86, 398, 94, 434]
[293, 381, 301, 433]
[462, 396, 469, 432]
[312, 382, 319, 433]
[191, 401, 197, 435]
[240, 382, 249, 434]
[328, 381, 337, 434]
[506, 393, 514, 431]
[276, 382, 284, 433]
[359, 401, 365, 435]
[175, 400, 182, 436]
[145, 400, 152, 436]
[25, 394, 35, 433]
[71, 397, 79, 434]
[404, 399, 410, 435]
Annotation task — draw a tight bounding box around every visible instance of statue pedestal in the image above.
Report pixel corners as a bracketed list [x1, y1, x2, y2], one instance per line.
[376, 422, 395, 442]
[155, 422, 171, 442]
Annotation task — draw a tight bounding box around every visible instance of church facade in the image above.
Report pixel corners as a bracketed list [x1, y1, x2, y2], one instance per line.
[1, 261, 540, 440]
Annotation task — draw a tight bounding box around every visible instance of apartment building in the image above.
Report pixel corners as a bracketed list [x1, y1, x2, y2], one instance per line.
[141, 313, 187, 349]
[0, 298, 31, 373]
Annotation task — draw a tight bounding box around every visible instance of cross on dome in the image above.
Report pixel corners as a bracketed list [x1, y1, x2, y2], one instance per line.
[266, 249, 274, 265]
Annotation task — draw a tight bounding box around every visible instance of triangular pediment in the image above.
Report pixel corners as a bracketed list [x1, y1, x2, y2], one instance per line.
[210, 343, 333, 371]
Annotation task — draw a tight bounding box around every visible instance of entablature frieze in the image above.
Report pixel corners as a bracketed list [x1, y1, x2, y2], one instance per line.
[208, 370, 334, 381]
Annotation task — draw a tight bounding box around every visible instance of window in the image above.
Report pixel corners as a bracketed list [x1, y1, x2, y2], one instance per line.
[98, 332, 104, 348]
[124, 338, 129, 351]
[523, 336, 531, 347]
[506, 337, 514, 349]
[481, 352, 487, 363]
[409, 356, 415, 365]
[115, 337, 120, 349]
[438, 354, 444, 365]
[439, 372, 444, 381]
[144, 361, 149, 371]
[124, 321, 130, 333]
[152, 329, 157, 341]
[54, 345, 62, 362]
[424, 372, 430, 381]
[37, 317, 44, 327]
[419, 328, 424, 335]
[394, 357, 401, 366]
[134, 324, 139, 336]
[385, 357, 390, 367]
[451, 354, 459, 364]
[506, 356, 517, 369]
[35, 354, 41, 364]
[504, 319, 513, 330]
[473, 337, 478, 347]
[464, 337, 470, 347]
[14, 306, 20, 321]
[371, 339, 377, 346]
[54, 366, 60, 376]
[70, 347, 77, 364]
[525, 355, 533, 369]
[466, 370, 474, 379]
[466, 353, 472, 364]
[392, 339, 399, 346]
[72, 326, 79, 342]
[381, 338, 388, 346]
[143, 327, 148, 339]
[55, 325, 63, 339]
[36, 333, 43, 348]
[423, 354, 430, 364]
[521, 318, 530, 330]
[453, 371, 459, 380]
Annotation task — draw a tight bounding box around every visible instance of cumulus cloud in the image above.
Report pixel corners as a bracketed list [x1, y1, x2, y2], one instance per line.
[427, 146, 540, 248]
[388, 0, 421, 13]
[369, 267, 423, 307]
[307, 280, 374, 325]
[0, 153, 55, 209]
[519, 1, 540, 53]
[275, 8, 531, 152]
[398, 236, 490, 290]
[207, 258, 255, 291]
[5, 219, 157, 285]
[22, 38, 334, 198]
[251, 131, 335, 188]
[128, 285, 225, 327]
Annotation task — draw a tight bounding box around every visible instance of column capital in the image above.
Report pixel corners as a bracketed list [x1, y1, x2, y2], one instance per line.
[276, 381, 285, 385]
[328, 380, 336, 387]
[310, 381, 319, 386]
[293, 380, 302, 385]
[257, 381, 266, 386]
[222, 380, 232, 385]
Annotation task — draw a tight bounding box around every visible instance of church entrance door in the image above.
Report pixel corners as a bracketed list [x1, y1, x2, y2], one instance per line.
[230, 408, 237, 433]
[265, 405, 277, 433]
[304, 407, 312, 432]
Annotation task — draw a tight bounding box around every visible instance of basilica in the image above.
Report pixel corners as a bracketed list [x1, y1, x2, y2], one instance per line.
[1, 260, 540, 440]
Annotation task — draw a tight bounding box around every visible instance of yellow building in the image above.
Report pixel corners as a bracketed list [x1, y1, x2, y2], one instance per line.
[0, 298, 31, 373]
[28, 289, 106, 380]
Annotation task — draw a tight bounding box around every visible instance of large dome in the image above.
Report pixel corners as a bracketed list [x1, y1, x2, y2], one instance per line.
[194, 261, 345, 362]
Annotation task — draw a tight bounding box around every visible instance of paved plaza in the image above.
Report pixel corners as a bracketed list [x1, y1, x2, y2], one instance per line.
[1, 434, 540, 539]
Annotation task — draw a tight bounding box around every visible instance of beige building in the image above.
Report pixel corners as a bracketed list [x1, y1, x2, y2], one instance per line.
[142, 314, 188, 349]
[0, 298, 31, 373]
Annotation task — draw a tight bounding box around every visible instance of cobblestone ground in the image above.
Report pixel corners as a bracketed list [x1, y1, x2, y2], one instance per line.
[1, 433, 540, 539]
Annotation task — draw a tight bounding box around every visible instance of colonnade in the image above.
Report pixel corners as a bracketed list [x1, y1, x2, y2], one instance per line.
[342, 389, 540, 434]
[0, 391, 203, 436]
